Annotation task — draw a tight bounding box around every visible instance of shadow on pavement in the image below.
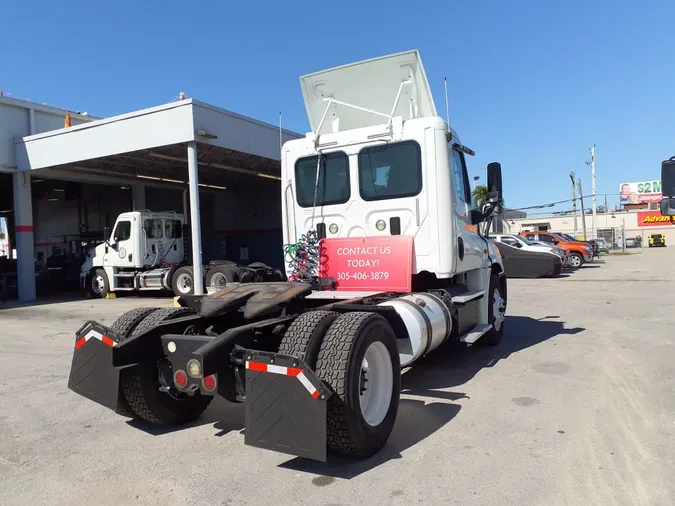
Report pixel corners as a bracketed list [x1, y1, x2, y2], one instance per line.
[127, 396, 244, 436]
[279, 315, 584, 478]
[129, 315, 584, 478]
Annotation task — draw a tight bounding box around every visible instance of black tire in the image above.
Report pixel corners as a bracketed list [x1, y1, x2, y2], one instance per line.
[568, 253, 584, 268]
[277, 311, 339, 368]
[87, 268, 110, 298]
[205, 264, 240, 290]
[109, 307, 161, 418]
[111, 307, 161, 339]
[122, 307, 213, 425]
[315, 312, 401, 458]
[477, 274, 506, 347]
[172, 266, 195, 296]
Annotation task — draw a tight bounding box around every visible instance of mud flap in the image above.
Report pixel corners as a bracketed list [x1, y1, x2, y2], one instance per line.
[67, 321, 124, 413]
[236, 348, 332, 462]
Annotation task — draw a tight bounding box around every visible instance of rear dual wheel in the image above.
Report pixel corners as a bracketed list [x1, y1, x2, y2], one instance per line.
[121, 307, 213, 425]
[110, 307, 213, 425]
[279, 311, 401, 458]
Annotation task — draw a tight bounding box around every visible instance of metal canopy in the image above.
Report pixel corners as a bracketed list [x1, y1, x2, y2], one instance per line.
[15, 99, 301, 184]
[13, 98, 302, 297]
[30, 141, 285, 192]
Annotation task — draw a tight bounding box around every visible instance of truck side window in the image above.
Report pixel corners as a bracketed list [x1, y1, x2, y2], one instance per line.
[165, 220, 182, 239]
[451, 149, 471, 205]
[114, 221, 131, 241]
[539, 235, 554, 244]
[525, 233, 536, 240]
[144, 219, 163, 239]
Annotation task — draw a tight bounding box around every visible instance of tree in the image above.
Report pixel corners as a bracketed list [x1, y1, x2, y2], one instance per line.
[472, 184, 505, 213]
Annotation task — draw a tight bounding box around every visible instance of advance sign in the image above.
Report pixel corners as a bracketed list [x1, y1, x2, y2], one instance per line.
[320, 236, 414, 292]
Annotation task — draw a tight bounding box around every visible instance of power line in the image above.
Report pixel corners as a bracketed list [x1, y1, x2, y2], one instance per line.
[507, 192, 624, 212]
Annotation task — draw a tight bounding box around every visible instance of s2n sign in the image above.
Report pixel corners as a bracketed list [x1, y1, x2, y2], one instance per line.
[320, 236, 414, 292]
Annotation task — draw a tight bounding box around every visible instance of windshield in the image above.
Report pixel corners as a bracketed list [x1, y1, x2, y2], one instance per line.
[295, 152, 350, 208]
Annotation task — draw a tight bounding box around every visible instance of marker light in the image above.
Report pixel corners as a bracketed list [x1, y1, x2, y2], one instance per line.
[174, 370, 188, 388]
[167, 341, 177, 353]
[202, 375, 217, 392]
[187, 359, 202, 378]
[376, 220, 386, 231]
[329, 223, 338, 234]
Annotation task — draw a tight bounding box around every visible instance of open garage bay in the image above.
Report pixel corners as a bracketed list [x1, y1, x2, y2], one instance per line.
[0, 249, 673, 505]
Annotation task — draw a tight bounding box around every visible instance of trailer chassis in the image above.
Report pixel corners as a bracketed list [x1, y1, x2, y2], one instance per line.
[68, 282, 409, 462]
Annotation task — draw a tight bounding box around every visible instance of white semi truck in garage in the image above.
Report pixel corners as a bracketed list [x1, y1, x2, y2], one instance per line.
[67, 49, 508, 463]
[80, 210, 280, 298]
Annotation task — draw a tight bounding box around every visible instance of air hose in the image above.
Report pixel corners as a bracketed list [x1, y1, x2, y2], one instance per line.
[284, 230, 321, 283]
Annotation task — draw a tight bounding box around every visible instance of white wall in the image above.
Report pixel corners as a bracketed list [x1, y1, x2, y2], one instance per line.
[0, 99, 92, 170]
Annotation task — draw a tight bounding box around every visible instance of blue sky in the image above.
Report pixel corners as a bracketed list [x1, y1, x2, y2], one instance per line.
[3, 0, 674, 212]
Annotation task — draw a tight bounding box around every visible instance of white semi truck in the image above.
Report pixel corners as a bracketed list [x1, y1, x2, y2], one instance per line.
[67, 50, 508, 462]
[80, 210, 257, 298]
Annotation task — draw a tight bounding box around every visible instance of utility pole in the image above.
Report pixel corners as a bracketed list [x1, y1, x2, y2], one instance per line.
[578, 178, 587, 240]
[586, 145, 597, 239]
[570, 172, 578, 237]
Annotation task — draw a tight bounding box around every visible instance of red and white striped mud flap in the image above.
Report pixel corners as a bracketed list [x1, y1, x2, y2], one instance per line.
[67, 321, 123, 412]
[242, 349, 331, 462]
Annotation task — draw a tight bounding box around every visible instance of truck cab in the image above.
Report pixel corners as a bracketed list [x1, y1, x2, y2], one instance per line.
[281, 50, 503, 290]
[81, 210, 185, 297]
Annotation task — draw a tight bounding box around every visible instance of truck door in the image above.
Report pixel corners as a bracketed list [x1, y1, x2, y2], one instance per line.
[108, 217, 135, 267]
[450, 147, 484, 272]
[162, 218, 184, 265]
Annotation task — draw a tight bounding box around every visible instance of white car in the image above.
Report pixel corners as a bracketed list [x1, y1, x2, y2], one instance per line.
[490, 234, 569, 266]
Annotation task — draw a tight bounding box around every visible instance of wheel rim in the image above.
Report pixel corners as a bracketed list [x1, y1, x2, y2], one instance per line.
[570, 255, 581, 267]
[210, 272, 227, 287]
[359, 341, 393, 427]
[176, 273, 193, 294]
[492, 288, 506, 331]
[91, 275, 104, 294]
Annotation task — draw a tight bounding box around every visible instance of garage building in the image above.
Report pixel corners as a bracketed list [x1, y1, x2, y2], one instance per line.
[0, 95, 301, 301]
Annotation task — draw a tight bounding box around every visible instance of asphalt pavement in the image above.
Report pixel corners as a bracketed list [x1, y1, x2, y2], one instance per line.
[1, 248, 673, 505]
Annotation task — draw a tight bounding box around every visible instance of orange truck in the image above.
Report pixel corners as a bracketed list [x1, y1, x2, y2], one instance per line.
[519, 231, 593, 268]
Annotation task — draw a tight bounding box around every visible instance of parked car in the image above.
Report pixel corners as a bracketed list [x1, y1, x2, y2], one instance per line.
[529, 240, 572, 267]
[490, 234, 569, 266]
[595, 238, 610, 253]
[648, 233, 666, 247]
[520, 231, 593, 268]
[553, 232, 600, 258]
[625, 237, 638, 248]
[492, 241, 563, 278]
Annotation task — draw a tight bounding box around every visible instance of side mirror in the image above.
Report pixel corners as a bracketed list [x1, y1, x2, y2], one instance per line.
[660, 197, 675, 216]
[104, 226, 111, 243]
[552, 239, 559, 245]
[515, 242, 522, 248]
[486, 162, 503, 204]
[469, 209, 484, 225]
[662, 157, 675, 199]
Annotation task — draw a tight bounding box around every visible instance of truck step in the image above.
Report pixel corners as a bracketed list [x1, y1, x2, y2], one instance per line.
[460, 324, 492, 344]
[113, 273, 137, 278]
[451, 289, 485, 305]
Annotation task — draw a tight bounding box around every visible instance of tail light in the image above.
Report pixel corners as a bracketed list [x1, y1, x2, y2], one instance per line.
[174, 369, 188, 389]
[202, 375, 217, 393]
